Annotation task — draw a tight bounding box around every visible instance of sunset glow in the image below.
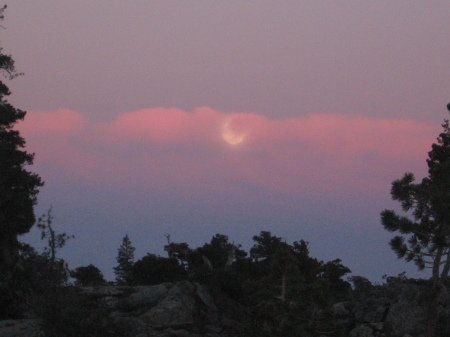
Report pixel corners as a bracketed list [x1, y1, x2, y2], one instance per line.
[5, 1, 450, 282]
[19, 108, 438, 199]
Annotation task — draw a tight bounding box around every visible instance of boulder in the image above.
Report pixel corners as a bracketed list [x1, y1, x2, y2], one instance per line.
[349, 324, 375, 337]
[108, 281, 245, 336]
[353, 296, 390, 323]
[347, 281, 450, 337]
[0, 319, 42, 337]
[383, 300, 426, 337]
[121, 283, 173, 311]
[0, 281, 246, 337]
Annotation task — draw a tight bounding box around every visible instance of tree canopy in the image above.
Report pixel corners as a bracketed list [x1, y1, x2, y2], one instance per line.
[113, 234, 135, 285]
[70, 264, 106, 287]
[381, 103, 450, 280]
[0, 6, 43, 271]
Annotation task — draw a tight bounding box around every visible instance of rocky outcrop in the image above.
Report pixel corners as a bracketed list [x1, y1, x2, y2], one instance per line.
[1, 279, 448, 337]
[336, 281, 450, 337]
[0, 319, 42, 337]
[0, 281, 247, 337]
[102, 281, 246, 336]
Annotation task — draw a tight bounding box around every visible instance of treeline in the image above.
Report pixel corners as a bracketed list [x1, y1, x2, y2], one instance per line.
[105, 232, 352, 305]
[3, 227, 355, 336]
[64, 229, 355, 335]
[115, 231, 353, 335]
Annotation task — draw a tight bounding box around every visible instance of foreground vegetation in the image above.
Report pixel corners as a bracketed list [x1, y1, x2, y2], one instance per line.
[1, 230, 449, 337]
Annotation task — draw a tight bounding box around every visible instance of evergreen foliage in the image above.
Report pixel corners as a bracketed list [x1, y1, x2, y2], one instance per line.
[132, 254, 186, 285]
[164, 241, 190, 268]
[113, 234, 135, 285]
[159, 231, 352, 336]
[71, 264, 106, 286]
[187, 233, 247, 270]
[381, 104, 450, 280]
[0, 5, 43, 271]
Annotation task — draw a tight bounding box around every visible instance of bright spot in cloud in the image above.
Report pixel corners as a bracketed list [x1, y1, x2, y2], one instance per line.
[221, 119, 246, 145]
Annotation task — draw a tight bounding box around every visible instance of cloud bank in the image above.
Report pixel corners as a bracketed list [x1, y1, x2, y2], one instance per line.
[18, 107, 438, 206]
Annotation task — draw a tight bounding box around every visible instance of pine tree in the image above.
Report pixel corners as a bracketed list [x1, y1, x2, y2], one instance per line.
[0, 6, 43, 271]
[113, 234, 135, 285]
[381, 103, 450, 280]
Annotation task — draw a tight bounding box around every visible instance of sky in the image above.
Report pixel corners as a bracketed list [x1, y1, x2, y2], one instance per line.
[2, 1, 450, 282]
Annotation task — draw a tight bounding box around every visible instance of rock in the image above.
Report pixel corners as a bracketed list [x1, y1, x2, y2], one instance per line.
[384, 300, 427, 336]
[137, 282, 213, 329]
[333, 301, 351, 317]
[123, 283, 173, 311]
[107, 281, 245, 336]
[354, 297, 390, 323]
[0, 319, 42, 337]
[368, 322, 384, 332]
[4, 279, 449, 337]
[343, 281, 450, 337]
[349, 324, 374, 337]
[81, 285, 125, 296]
[0, 281, 245, 337]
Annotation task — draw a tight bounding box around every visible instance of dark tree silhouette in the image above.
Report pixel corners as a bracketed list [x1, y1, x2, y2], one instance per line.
[0, 6, 43, 272]
[113, 234, 135, 285]
[164, 241, 191, 268]
[189, 233, 247, 270]
[381, 103, 450, 280]
[132, 254, 186, 285]
[71, 264, 106, 286]
[250, 231, 287, 262]
[37, 207, 74, 266]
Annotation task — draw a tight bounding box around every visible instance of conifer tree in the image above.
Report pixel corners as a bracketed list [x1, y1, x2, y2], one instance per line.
[381, 103, 450, 280]
[113, 234, 135, 285]
[0, 6, 43, 271]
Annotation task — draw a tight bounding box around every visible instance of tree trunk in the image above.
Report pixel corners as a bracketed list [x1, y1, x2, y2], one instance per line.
[432, 247, 443, 280]
[280, 272, 286, 301]
[0, 234, 19, 272]
[441, 251, 450, 279]
[49, 222, 56, 264]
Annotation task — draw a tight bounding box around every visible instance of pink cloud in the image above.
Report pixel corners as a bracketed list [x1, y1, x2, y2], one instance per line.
[101, 107, 222, 144]
[19, 109, 86, 137]
[245, 114, 436, 161]
[18, 109, 99, 179]
[18, 107, 439, 201]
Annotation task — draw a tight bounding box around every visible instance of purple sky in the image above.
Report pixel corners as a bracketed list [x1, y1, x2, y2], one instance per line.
[3, 1, 450, 282]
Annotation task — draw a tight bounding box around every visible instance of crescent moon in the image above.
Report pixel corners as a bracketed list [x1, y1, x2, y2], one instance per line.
[222, 120, 245, 145]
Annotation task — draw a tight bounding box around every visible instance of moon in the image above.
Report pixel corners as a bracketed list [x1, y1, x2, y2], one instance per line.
[222, 120, 245, 145]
